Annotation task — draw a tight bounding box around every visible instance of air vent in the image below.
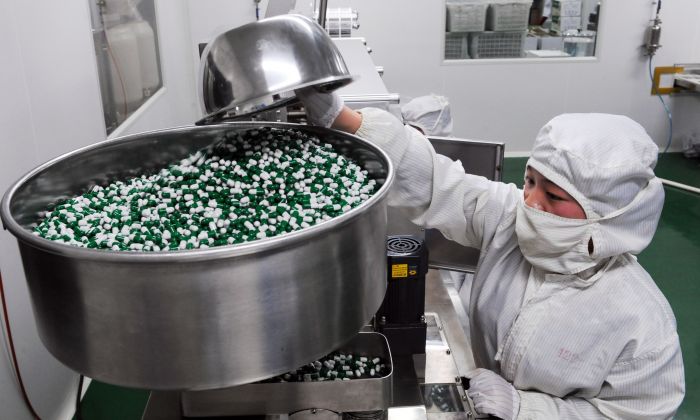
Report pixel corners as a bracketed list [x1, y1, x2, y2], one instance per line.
[387, 236, 422, 255]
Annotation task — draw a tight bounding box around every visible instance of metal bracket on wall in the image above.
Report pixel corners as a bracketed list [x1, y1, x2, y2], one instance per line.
[673, 63, 700, 93]
[651, 65, 684, 95]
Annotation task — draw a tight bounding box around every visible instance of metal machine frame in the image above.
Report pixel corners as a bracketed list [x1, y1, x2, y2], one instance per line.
[388, 137, 505, 273]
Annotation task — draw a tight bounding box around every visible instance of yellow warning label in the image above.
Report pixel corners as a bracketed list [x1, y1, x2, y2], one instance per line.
[391, 264, 408, 278]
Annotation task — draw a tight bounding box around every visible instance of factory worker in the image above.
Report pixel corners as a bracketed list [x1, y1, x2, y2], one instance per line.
[400, 94, 453, 137]
[296, 89, 685, 419]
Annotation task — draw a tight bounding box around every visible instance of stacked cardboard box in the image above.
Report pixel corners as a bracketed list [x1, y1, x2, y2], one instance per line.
[550, 0, 581, 34]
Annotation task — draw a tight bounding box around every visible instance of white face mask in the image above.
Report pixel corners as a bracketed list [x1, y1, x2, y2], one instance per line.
[515, 200, 596, 275]
[515, 181, 654, 274]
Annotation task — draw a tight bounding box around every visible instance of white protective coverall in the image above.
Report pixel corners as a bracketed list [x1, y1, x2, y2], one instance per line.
[355, 108, 685, 419]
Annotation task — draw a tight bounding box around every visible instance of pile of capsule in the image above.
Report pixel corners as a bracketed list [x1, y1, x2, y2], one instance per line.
[263, 353, 388, 383]
[33, 127, 377, 251]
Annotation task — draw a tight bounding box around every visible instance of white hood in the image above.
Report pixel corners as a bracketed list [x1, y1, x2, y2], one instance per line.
[401, 94, 453, 137]
[526, 113, 664, 259]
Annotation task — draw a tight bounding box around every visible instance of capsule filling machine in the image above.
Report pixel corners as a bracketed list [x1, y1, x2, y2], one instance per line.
[142, 133, 503, 420]
[0, 16, 504, 420]
[142, 32, 504, 419]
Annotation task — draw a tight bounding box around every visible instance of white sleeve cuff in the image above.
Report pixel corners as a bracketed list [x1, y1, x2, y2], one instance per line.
[516, 391, 560, 420]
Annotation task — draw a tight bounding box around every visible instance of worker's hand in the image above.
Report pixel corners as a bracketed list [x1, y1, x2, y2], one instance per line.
[467, 369, 520, 420]
[295, 87, 344, 128]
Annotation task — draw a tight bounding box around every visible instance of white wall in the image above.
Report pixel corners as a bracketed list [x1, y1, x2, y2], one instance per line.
[184, 0, 700, 154]
[1, 1, 697, 417]
[325, 0, 700, 154]
[0, 1, 198, 419]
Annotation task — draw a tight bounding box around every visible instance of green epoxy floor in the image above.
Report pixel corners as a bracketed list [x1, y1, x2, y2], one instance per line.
[76, 154, 700, 419]
[74, 381, 149, 420]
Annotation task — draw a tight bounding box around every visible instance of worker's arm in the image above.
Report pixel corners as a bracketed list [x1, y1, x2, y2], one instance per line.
[331, 106, 363, 133]
[352, 107, 520, 251]
[470, 333, 683, 419]
[296, 89, 520, 250]
[516, 334, 684, 420]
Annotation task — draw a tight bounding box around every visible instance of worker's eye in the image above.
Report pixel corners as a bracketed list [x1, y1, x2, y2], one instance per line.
[524, 176, 534, 187]
[546, 191, 564, 201]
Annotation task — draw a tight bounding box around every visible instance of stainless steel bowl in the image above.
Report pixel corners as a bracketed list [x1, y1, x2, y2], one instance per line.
[0, 123, 393, 390]
[199, 14, 353, 119]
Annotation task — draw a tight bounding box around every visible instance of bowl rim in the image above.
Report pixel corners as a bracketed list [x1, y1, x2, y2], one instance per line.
[198, 75, 355, 124]
[0, 122, 394, 263]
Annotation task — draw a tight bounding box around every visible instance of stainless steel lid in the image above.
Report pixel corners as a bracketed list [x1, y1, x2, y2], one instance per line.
[199, 14, 353, 123]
